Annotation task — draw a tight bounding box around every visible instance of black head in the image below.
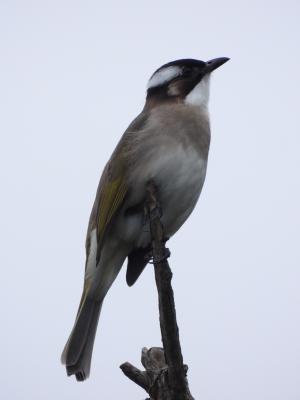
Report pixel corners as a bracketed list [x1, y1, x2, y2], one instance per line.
[146, 57, 229, 104]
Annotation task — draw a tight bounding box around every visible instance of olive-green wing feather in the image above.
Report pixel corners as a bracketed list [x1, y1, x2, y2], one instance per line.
[88, 111, 150, 264]
[97, 175, 127, 242]
[95, 163, 128, 263]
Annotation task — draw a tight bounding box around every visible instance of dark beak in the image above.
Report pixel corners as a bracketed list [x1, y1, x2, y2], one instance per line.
[205, 57, 230, 73]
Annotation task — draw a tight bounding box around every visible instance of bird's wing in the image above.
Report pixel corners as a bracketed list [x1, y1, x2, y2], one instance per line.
[95, 157, 128, 263]
[97, 177, 126, 242]
[86, 111, 150, 264]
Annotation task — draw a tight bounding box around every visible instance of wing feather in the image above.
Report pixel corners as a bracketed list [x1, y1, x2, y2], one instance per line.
[86, 112, 149, 263]
[97, 176, 127, 242]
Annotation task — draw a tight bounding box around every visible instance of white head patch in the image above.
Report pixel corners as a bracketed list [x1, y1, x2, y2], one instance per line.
[147, 66, 182, 90]
[185, 74, 210, 108]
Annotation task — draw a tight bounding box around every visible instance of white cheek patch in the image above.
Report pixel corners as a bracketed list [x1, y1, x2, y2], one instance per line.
[185, 74, 210, 108]
[147, 66, 182, 89]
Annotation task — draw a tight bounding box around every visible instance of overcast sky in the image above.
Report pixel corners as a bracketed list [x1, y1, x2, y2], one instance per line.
[1, 1, 300, 399]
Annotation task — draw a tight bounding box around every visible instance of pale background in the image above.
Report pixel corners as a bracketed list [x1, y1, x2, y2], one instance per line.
[1, 1, 299, 399]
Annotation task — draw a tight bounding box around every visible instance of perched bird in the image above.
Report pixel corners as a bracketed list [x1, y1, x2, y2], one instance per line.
[61, 57, 229, 381]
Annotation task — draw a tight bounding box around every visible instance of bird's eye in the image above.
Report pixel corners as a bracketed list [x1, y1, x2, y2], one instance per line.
[182, 67, 192, 76]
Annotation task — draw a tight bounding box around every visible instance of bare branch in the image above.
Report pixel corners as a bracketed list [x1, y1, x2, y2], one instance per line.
[121, 181, 194, 400]
[120, 362, 149, 392]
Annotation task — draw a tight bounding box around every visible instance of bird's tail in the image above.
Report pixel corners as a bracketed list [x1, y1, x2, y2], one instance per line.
[61, 290, 103, 381]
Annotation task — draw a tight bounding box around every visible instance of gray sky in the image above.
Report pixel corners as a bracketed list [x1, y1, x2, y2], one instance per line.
[1, 1, 300, 399]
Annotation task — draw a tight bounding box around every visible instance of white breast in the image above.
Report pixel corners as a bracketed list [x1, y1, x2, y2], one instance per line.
[125, 144, 207, 248]
[143, 145, 208, 236]
[148, 145, 206, 192]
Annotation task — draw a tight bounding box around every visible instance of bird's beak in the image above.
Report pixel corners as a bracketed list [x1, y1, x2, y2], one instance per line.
[205, 57, 230, 73]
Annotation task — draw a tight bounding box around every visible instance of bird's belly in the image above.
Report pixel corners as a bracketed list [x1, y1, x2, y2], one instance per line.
[154, 149, 207, 235]
[124, 145, 208, 247]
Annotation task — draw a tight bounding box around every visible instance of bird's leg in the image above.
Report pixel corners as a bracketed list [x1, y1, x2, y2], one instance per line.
[149, 202, 163, 221]
[142, 204, 149, 231]
[142, 202, 162, 227]
[144, 182, 171, 264]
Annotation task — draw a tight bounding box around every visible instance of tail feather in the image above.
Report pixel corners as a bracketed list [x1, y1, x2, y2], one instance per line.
[61, 292, 102, 381]
[61, 238, 130, 381]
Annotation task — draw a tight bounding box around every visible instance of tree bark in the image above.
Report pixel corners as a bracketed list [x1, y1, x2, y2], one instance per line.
[120, 181, 194, 400]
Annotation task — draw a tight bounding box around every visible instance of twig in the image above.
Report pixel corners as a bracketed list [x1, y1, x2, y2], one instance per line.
[120, 181, 194, 400]
[120, 362, 149, 391]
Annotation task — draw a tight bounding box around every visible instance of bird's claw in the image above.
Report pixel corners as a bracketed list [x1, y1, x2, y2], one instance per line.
[147, 247, 171, 264]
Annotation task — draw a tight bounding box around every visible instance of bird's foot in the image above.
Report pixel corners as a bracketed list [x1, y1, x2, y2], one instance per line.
[147, 247, 171, 264]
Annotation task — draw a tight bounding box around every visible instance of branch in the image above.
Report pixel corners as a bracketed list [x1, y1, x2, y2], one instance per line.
[120, 362, 149, 392]
[120, 181, 194, 400]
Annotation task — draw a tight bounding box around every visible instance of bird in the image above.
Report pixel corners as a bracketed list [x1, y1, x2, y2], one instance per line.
[61, 57, 229, 381]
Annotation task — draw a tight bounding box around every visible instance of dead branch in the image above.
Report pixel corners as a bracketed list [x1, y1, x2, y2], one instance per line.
[120, 181, 194, 400]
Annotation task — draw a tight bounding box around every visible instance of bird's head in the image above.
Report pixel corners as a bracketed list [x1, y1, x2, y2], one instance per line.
[145, 57, 229, 109]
